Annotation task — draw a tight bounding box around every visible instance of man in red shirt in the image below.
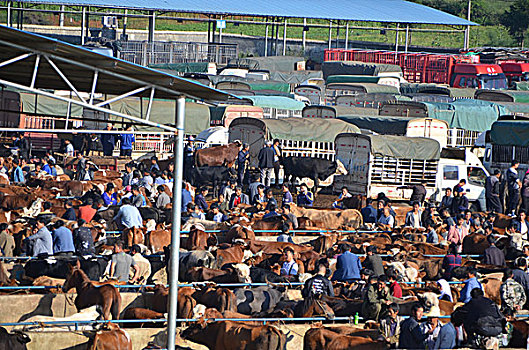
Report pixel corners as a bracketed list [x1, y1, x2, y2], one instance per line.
[388, 272, 402, 298]
[78, 198, 97, 223]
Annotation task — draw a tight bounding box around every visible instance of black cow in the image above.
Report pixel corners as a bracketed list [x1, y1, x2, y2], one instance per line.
[281, 156, 342, 190]
[24, 256, 109, 281]
[0, 327, 30, 350]
[249, 267, 289, 283]
[234, 286, 284, 315]
[187, 166, 236, 197]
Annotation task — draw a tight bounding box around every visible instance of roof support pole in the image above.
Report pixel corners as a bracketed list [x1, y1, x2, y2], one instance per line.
[45, 56, 87, 104]
[404, 25, 409, 54]
[464, 0, 471, 50]
[64, 101, 71, 130]
[122, 9, 128, 40]
[144, 87, 155, 121]
[59, 5, 64, 27]
[81, 7, 86, 45]
[302, 18, 306, 52]
[148, 11, 155, 43]
[264, 19, 269, 57]
[0, 52, 33, 68]
[219, 15, 223, 44]
[394, 23, 400, 62]
[166, 95, 185, 350]
[7, 1, 11, 27]
[282, 18, 287, 56]
[95, 86, 150, 107]
[89, 71, 98, 104]
[30, 54, 40, 88]
[328, 20, 332, 50]
[345, 22, 349, 49]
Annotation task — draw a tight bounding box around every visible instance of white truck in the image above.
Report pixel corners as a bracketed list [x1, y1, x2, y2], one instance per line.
[333, 133, 489, 210]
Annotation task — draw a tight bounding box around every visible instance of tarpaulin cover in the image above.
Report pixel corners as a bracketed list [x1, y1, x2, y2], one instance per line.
[148, 62, 211, 73]
[370, 134, 440, 160]
[490, 120, 529, 146]
[227, 56, 304, 72]
[475, 90, 529, 103]
[209, 75, 290, 93]
[399, 83, 476, 99]
[498, 102, 529, 115]
[323, 61, 402, 79]
[246, 96, 306, 110]
[338, 115, 412, 134]
[269, 71, 323, 84]
[109, 98, 210, 134]
[334, 105, 380, 116]
[327, 83, 400, 94]
[240, 117, 360, 142]
[327, 75, 381, 84]
[20, 92, 83, 116]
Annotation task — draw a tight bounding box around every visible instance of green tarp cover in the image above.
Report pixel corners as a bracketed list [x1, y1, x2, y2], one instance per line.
[399, 83, 475, 99]
[209, 76, 290, 93]
[148, 62, 211, 73]
[475, 90, 529, 103]
[327, 83, 399, 94]
[399, 99, 508, 132]
[326, 75, 381, 84]
[323, 61, 402, 80]
[334, 105, 380, 116]
[498, 102, 529, 115]
[338, 115, 411, 135]
[20, 92, 83, 116]
[227, 56, 304, 73]
[514, 82, 529, 91]
[260, 118, 359, 142]
[269, 71, 323, 84]
[490, 120, 529, 146]
[109, 98, 210, 134]
[246, 96, 305, 110]
[370, 134, 440, 160]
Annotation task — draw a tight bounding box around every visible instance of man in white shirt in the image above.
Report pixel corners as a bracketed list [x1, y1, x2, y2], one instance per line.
[280, 247, 298, 276]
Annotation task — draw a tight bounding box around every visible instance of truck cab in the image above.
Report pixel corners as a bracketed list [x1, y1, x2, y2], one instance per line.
[499, 62, 529, 87]
[451, 64, 507, 90]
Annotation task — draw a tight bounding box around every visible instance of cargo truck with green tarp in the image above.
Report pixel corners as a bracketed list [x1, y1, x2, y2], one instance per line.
[334, 133, 489, 210]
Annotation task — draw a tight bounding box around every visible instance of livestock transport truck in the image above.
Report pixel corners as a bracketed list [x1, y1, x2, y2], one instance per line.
[333, 133, 489, 210]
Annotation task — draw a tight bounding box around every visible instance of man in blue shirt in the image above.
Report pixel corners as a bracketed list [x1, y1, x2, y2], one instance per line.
[119, 125, 135, 157]
[434, 313, 459, 350]
[181, 182, 193, 212]
[12, 158, 25, 184]
[361, 198, 377, 224]
[195, 187, 208, 212]
[332, 244, 363, 282]
[102, 183, 118, 206]
[42, 157, 53, 175]
[25, 218, 53, 257]
[297, 184, 314, 207]
[113, 197, 143, 229]
[282, 184, 293, 205]
[52, 220, 75, 255]
[459, 267, 483, 303]
[100, 123, 117, 156]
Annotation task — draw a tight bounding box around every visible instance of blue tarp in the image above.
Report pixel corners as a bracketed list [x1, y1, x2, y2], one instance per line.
[17, 0, 477, 25]
[247, 96, 305, 110]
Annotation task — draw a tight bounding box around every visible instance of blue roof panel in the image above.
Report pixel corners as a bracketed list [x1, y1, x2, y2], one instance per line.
[19, 0, 477, 25]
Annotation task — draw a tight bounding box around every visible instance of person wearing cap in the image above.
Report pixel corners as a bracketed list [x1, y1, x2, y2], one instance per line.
[363, 246, 385, 277]
[380, 303, 403, 348]
[130, 244, 151, 284]
[73, 219, 95, 255]
[302, 260, 334, 298]
[405, 201, 423, 229]
[482, 235, 506, 267]
[100, 123, 118, 156]
[486, 169, 502, 213]
[447, 214, 468, 251]
[237, 143, 250, 186]
[119, 124, 135, 157]
[507, 160, 522, 215]
[258, 140, 275, 188]
[280, 247, 298, 277]
[297, 184, 314, 207]
[332, 244, 362, 283]
[156, 185, 171, 209]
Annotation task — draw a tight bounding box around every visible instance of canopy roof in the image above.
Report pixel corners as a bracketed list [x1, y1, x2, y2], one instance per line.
[399, 83, 476, 99]
[338, 115, 446, 135]
[490, 120, 529, 147]
[18, 0, 476, 25]
[0, 25, 229, 101]
[323, 61, 402, 80]
[246, 96, 306, 110]
[232, 117, 359, 142]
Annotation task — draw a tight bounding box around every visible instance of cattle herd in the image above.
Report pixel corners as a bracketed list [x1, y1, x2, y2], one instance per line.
[0, 151, 528, 350]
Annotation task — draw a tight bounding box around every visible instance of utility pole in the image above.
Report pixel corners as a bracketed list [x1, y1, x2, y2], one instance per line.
[464, 0, 471, 50]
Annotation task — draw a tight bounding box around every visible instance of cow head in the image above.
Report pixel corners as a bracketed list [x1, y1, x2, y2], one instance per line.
[232, 263, 252, 283]
[335, 159, 348, 176]
[418, 292, 439, 313]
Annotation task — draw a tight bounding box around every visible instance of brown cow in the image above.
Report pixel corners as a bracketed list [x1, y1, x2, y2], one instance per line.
[186, 226, 217, 251]
[122, 308, 164, 327]
[304, 326, 386, 350]
[195, 141, 241, 167]
[182, 320, 286, 350]
[225, 224, 256, 242]
[148, 229, 170, 253]
[193, 286, 237, 312]
[216, 244, 246, 268]
[151, 285, 197, 319]
[462, 232, 490, 255]
[89, 322, 132, 350]
[289, 204, 363, 230]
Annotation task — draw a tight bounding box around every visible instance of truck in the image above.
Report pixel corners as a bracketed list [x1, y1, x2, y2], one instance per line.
[483, 118, 529, 175]
[333, 133, 489, 210]
[324, 49, 508, 89]
[499, 62, 529, 87]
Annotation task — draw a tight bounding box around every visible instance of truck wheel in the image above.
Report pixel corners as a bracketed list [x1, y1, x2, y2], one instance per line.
[470, 202, 481, 212]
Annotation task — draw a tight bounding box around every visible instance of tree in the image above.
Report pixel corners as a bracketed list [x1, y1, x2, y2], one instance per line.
[501, 0, 529, 47]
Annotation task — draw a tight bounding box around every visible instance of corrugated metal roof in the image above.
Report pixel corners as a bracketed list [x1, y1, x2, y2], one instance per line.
[18, 0, 477, 25]
[0, 25, 230, 101]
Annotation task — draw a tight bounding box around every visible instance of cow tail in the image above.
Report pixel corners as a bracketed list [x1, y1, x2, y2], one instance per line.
[112, 287, 122, 320]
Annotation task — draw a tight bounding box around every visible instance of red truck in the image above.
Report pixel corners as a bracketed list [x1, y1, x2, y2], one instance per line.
[499, 62, 529, 86]
[324, 49, 508, 89]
